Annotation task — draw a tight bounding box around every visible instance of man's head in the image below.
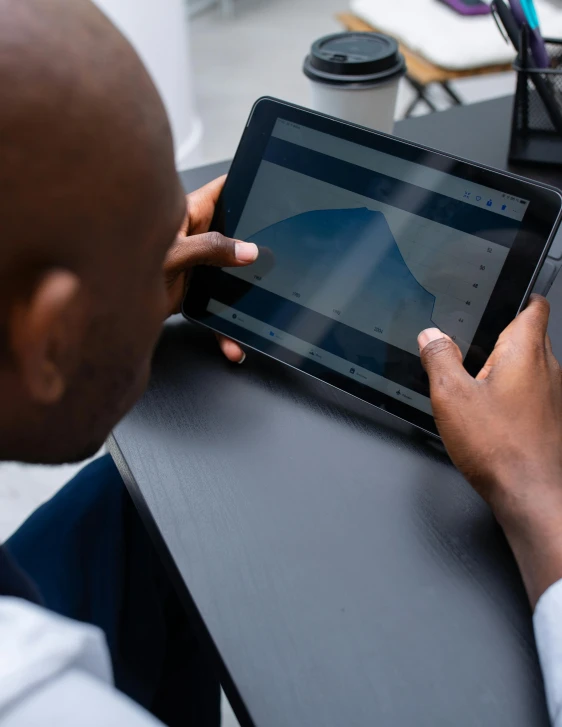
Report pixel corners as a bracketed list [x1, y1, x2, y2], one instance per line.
[0, 0, 185, 463]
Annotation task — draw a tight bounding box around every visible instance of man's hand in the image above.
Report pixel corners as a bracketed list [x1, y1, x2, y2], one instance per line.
[418, 295, 562, 608]
[164, 176, 258, 362]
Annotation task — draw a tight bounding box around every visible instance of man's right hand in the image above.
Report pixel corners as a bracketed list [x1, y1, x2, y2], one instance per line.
[418, 295, 562, 608]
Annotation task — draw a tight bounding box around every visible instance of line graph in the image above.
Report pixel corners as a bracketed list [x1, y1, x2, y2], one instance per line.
[232, 207, 437, 356]
[231, 160, 509, 356]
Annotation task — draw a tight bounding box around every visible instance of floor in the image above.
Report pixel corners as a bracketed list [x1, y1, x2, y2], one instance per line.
[0, 1, 516, 725]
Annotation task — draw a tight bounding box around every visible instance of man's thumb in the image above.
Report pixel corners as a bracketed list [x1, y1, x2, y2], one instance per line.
[167, 232, 258, 275]
[418, 328, 470, 393]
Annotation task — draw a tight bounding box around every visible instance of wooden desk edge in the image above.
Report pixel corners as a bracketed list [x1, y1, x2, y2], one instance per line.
[107, 433, 257, 727]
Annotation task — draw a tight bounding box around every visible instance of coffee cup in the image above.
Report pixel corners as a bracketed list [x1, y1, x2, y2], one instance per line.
[303, 32, 406, 135]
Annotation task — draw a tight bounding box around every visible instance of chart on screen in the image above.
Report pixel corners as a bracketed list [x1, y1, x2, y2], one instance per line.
[230, 161, 509, 357]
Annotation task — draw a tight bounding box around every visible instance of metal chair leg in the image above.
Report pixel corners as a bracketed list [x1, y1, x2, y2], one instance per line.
[404, 75, 438, 116]
[441, 80, 463, 106]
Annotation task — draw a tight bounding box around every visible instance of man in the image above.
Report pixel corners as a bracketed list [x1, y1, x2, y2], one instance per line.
[0, 0, 254, 724]
[1, 1, 562, 726]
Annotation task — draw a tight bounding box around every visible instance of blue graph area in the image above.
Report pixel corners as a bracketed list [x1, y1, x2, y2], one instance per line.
[244, 207, 436, 348]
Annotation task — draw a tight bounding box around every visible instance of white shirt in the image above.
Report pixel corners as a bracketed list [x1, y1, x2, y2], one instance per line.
[0, 597, 162, 725]
[535, 579, 562, 726]
[1, 588, 562, 725]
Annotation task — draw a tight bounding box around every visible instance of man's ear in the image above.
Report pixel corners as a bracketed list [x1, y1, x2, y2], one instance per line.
[9, 269, 83, 404]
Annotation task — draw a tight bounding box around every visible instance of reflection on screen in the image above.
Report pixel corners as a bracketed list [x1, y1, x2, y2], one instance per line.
[205, 118, 528, 416]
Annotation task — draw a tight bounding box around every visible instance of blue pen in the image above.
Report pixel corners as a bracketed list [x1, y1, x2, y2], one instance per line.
[513, 0, 550, 67]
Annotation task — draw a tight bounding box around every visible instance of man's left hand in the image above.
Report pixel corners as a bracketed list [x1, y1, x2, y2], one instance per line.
[164, 175, 258, 363]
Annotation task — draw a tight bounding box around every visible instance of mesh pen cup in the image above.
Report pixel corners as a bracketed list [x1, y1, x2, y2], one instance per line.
[509, 36, 562, 166]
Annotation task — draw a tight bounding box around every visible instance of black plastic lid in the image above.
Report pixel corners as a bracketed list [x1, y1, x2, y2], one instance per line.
[303, 32, 406, 87]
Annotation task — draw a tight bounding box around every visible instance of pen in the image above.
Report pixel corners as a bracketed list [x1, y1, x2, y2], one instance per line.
[514, 0, 549, 67]
[507, 0, 526, 26]
[492, 0, 521, 48]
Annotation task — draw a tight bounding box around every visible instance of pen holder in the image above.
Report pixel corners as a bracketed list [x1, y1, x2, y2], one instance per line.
[509, 37, 562, 166]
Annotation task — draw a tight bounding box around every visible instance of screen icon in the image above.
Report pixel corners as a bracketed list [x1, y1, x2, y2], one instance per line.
[349, 368, 355, 374]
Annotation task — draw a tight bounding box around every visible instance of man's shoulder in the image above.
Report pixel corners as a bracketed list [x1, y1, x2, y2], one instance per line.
[0, 596, 111, 712]
[0, 597, 161, 725]
[2, 667, 162, 726]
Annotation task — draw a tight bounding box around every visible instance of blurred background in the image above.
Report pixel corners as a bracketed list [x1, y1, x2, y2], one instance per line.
[92, 0, 522, 170]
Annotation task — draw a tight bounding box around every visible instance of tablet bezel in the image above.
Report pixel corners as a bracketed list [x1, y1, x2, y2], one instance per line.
[182, 97, 562, 437]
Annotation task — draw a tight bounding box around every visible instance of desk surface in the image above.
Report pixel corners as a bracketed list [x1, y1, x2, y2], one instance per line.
[110, 97, 562, 727]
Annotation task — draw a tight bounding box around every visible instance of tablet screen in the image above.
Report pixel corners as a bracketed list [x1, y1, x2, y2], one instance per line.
[200, 116, 529, 417]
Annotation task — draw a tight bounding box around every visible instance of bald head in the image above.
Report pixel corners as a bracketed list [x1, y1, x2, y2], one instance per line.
[0, 0, 178, 273]
[0, 0, 185, 462]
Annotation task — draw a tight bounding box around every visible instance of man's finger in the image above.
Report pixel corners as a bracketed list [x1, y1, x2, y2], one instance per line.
[185, 176, 227, 235]
[216, 333, 246, 364]
[476, 295, 551, 380]
[418, 328, 471, 395]
[166, 231, 258, 274]
[498, 294, 550, 350]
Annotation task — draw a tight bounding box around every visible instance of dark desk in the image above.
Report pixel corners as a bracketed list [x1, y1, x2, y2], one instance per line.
[109, 96, 562, 727]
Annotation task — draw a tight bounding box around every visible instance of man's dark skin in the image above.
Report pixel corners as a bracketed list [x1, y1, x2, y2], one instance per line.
[2, 0, 562, 713]
[419, 298, 562, 609]
[0, 0, 254, 465]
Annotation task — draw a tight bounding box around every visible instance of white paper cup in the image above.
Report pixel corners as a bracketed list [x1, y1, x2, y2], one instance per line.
[304, 32, 406, 135]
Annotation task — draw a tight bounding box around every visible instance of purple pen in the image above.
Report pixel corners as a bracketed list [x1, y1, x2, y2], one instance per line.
[529, 27, 550, 68]
[508, 0, 526, 24]
[509, 0, 550, 68]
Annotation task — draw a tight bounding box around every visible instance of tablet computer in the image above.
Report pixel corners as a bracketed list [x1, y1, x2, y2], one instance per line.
[182, 97, 562, 437]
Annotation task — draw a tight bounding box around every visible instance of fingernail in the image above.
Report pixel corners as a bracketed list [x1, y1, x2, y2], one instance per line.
[237, 352, 246, 365]
[235, 242, 258, 262]
[418, 328, 444, 351]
